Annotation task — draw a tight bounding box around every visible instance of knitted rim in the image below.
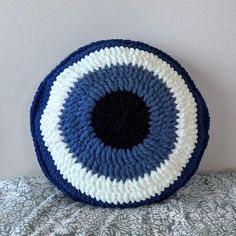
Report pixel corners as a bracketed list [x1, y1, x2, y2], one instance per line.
[30, 39, 210, 208]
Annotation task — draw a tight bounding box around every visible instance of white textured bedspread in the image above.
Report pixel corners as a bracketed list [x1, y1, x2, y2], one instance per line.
[0, 172, 236, 235]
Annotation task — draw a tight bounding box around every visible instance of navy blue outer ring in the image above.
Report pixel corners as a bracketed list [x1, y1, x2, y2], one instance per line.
[30, 39, 210, 208]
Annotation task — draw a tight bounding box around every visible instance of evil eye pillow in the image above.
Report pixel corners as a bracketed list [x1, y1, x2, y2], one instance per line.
[30, 39, 210, 208]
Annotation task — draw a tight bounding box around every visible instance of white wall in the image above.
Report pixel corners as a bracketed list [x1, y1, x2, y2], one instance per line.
[0, 0, 236, 178]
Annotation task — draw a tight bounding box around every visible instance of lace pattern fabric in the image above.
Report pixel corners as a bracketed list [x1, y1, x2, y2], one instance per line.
[0, 172, 235, 235]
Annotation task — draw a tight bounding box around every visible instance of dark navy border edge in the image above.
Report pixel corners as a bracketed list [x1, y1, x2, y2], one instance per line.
[30, 39, 210, 208]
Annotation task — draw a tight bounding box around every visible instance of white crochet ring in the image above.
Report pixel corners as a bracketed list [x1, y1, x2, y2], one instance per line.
[31, 40, 210, 207]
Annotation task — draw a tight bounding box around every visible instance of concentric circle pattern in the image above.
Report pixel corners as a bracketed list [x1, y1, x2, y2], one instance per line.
[31, 39, 210, 207]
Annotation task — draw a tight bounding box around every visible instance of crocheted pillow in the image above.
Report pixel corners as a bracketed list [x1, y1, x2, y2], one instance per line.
[31, 39, 210, 208]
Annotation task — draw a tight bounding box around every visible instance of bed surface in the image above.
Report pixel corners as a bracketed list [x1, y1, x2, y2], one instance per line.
[0, 172, 236, 235]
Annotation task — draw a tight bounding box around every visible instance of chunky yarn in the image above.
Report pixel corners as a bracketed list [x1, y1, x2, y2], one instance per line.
[30, 39, 210, 208]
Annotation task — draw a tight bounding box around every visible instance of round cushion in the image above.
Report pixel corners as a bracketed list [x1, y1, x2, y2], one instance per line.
[30, 39, 210, 208]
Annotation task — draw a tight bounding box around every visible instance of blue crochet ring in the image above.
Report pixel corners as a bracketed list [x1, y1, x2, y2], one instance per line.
[30, 39, 210, 208]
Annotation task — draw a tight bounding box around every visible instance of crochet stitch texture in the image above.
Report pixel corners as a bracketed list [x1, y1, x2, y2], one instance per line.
[30, 39, 210, 208]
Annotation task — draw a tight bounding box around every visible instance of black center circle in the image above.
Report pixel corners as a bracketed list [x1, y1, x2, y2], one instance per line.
[91, 91, 150, 149]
